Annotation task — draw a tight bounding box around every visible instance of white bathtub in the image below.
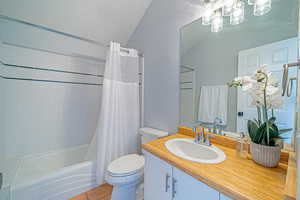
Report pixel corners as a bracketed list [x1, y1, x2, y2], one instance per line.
[10, 145, 97, 200]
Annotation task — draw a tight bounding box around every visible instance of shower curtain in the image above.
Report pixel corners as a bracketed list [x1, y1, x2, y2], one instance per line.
[95, 42, 140, 185]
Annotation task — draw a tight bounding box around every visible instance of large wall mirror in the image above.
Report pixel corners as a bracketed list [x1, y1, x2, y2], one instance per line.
[180, 0, 299, 146]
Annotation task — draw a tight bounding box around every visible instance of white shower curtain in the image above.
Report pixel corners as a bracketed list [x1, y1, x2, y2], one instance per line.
[95, 42, 140, 185]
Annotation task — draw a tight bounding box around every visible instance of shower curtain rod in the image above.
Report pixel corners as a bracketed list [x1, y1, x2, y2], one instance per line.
[0, 60, 103, 77]
[0, 15, 144, 57]
[2, 41, 106, 63]
[0, 74, 103, 86]
[0, 75, 143, 86]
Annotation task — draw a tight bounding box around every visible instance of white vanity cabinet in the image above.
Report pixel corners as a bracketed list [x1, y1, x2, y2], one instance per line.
[144, 151, 173, 200]
[144, 152, 231, 200]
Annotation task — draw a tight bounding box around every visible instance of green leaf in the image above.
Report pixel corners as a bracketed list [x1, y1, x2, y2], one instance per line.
[254, 122, 266, 144]
[250, 119, 282, 146]
[247, 120, 259, 141]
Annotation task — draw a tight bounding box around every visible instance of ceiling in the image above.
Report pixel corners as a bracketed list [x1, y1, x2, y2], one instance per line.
[0, 0, 153, 46]
[181, 0, 299, 55]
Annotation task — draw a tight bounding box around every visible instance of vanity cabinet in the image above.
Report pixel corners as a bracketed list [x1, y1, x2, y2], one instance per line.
[144, 151, 173, 200]
[144, 151, 232, 200]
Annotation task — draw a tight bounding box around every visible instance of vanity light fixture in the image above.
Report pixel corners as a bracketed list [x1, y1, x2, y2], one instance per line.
[202, 2, 213, 25]
[254, 0, 272, 16]
[211, 11, 224, 32]
[201, 0, 272, 33]
[230, 1, 245, 25]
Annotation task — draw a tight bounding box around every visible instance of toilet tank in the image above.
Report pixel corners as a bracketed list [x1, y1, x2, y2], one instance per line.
[139, 127, 168, 144]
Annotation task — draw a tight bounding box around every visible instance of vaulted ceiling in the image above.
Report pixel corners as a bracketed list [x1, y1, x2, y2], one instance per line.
[0, 0, 152, 45]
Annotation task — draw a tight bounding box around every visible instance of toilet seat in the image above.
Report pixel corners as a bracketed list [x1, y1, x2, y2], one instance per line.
[107, 154, 145, 177]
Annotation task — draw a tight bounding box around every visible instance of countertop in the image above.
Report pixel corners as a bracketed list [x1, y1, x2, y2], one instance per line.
[143, 133, 290, 200]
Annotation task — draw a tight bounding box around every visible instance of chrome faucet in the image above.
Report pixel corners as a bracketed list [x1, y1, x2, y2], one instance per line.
[213, 117, 224, 135]
[193, 127, 203, 144]
[193, 127, 212, 146]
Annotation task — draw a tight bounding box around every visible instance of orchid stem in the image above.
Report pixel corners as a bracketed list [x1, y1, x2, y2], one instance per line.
[262, 73, 270, 145]
[257, 106, 262, 125]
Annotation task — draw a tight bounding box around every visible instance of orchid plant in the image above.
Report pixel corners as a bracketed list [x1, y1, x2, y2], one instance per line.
[228, 66, 285, 146]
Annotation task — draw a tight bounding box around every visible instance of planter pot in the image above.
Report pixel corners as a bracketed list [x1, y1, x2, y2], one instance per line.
[250, 142, 281, 168]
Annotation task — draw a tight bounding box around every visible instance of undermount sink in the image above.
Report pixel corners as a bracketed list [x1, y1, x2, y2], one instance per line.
[165, 138, 226, 164]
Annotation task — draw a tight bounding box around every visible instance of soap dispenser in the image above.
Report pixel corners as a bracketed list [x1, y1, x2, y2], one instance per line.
[236, 132, 248, 158]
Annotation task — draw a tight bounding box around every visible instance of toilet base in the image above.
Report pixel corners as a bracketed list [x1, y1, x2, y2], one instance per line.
[111, 182, 139, 200]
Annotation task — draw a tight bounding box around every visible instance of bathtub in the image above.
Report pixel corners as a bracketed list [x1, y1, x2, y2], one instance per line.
[9, 145, 97, 200]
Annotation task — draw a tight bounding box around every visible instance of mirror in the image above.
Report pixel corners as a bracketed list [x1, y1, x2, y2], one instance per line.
[180, 0, 299, 145]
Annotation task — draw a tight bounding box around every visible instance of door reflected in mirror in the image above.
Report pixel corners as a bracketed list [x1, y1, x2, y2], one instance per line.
[180, 0, 299, 146]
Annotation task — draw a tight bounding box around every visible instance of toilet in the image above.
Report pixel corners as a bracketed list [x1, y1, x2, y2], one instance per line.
[105, 127, 168, 200]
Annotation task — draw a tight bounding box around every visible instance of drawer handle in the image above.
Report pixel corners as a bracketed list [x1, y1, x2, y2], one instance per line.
[172, 178, 177, 198]
[165, 174, 170, 192]
[0, 172, 2, 190]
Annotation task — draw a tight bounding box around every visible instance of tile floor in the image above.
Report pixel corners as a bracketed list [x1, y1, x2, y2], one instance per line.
[69, 184, 113, 200]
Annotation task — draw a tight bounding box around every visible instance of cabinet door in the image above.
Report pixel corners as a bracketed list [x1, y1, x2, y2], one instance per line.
[173, 167, 219, 200]
[144, 152, 173, 200]
[220, 194, 233, 200]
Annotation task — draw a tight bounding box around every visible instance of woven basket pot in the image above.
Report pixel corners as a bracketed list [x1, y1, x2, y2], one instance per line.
[250, 142, 281, 168]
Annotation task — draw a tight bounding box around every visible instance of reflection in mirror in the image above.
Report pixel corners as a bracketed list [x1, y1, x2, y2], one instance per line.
[180, 0, 298, 146]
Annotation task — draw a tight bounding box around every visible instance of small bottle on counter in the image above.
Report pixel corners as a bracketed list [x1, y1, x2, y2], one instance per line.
[236, 132, 248, 158]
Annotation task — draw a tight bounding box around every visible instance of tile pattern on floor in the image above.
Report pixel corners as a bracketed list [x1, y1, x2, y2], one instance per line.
[69, 184, 113, 200]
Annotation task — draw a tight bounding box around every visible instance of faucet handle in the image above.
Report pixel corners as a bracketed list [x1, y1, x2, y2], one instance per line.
[204, 134, 215, 146]
[192, 127, 197, 133]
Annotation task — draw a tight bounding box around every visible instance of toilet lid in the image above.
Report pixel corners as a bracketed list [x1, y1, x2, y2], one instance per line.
[108, 154, 145, 176]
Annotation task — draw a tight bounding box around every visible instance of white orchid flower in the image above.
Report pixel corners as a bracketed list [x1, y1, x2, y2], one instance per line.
[233, 76, 257, 91]
[266, 88, 284, 109]
[230, 65, 284, 110]
[268, 75, 279, 86]
[266, 85, 279, 96]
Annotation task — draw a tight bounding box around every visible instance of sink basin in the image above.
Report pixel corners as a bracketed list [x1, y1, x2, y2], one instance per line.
[165, 138, 226, 164]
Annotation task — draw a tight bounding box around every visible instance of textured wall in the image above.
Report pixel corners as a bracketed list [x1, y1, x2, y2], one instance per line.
[127, 0, 206, 132]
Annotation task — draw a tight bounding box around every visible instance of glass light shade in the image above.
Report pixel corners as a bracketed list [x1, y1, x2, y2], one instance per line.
[248, 0, 255, 5]
[202, 3, 213, 25]
[211, 11, 224, 33]
[223, 0, 235, 16]
[230, 1, 245, 25]
[254, 0, 271, 16]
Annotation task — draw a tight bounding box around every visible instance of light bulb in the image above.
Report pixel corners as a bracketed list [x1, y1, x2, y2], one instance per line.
[248, 0, 255, 5]
[230, 1, 245, 25]
[223, 0, 235, 16]
[202, 3, 213, 25]
[254, 0, 272, 16]
[211, 11, 224, 33]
